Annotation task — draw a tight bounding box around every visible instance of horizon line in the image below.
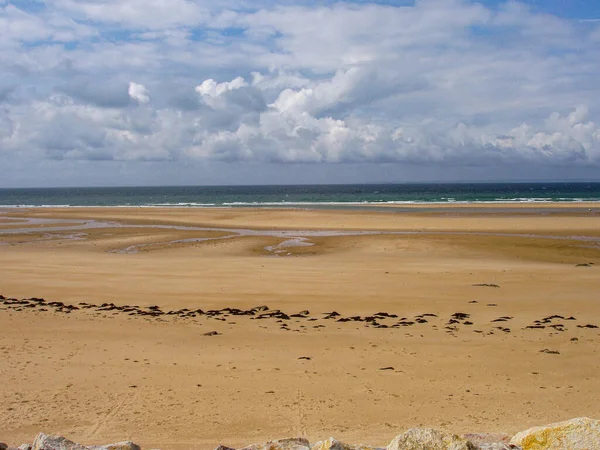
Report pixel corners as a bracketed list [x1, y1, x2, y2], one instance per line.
[2, 180, 600, 190]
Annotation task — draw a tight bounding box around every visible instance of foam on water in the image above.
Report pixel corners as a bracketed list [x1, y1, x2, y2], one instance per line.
[2, 183, 600, 208]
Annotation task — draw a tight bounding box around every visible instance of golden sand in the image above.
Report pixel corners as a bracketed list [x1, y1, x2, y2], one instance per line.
[1, 206, 599, 449]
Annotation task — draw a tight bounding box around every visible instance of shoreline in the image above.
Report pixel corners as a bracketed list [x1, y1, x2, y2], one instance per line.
[2, 200, 600, 210]
[3, 204, 600, 234]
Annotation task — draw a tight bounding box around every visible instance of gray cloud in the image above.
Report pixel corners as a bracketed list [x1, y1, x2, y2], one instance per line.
[60, 78, 132, 108]
[0, 84, 15, 103]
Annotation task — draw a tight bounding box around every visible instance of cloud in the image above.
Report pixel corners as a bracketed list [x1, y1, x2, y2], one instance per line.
[60, 78, 132, 108]
[0, 4, 96, 46]
[186, 84, 600, 165]
[0, 84, 15, 103]
[6, 75, 597, 169]
[195, 77, 248, 97]
[490, 106, 600, 163]
[52, 0, 208, 29]
[1, 0, 600, 185]
[128, 82, 150, 104]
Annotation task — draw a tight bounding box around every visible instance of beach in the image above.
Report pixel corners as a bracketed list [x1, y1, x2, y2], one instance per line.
[1, 205, 600, 449]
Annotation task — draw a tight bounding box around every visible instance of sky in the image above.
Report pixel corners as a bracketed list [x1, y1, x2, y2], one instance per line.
[1, 0, 600, 187]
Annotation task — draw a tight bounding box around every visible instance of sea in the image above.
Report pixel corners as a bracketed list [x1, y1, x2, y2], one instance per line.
[1, 183, 600, 208]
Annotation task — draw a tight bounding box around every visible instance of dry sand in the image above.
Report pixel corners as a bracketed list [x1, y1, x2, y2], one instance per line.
[1, 206, 600, 449]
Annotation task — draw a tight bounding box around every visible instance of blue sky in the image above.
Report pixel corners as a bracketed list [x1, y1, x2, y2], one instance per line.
[485, 0, 600, 19]
[1, 0, 600, 186]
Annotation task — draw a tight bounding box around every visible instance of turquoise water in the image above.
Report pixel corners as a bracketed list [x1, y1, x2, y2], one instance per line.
[1, 183, 599, 207]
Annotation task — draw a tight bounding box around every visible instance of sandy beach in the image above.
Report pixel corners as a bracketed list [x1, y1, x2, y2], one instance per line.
[1, 205, 600, 449]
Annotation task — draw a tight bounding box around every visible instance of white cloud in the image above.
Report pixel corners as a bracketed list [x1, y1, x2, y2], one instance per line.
[128, 82, 150, 104]
[195, 77, 248, 98]
[0, 4, 96, 46]
[4, 79, 598, 169]
[2, 0, 600, 185]
[236, 0, 491, 71]
[51, 0, 208, 29]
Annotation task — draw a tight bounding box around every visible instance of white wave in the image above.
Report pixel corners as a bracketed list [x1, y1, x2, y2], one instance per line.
[2, 198, 600, 209]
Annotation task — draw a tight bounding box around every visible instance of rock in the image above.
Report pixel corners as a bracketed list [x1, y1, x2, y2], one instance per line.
[0, 443, 7, 450]
[89, 443, 141, 450]
[214, 446, 236, 450]
[475, 445, 520, 450]
[461, 434, 521, 449]
[510, 417, 600, 449]
[240, 438, 310, 450]
[18, 445, 32, 450]
[32, 434, 86, 450]
[387, 428, 475, 450]
[203, 331, 221, 336]
[311, 438, 375, 450]
[462, 434, 511, 446]
[30, 434, 140, 450]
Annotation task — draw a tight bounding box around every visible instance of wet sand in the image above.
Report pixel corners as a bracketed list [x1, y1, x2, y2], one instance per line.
[1, 206, 600, 449]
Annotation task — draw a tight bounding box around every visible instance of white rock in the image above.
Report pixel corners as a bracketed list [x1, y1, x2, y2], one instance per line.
[510, 417, 600, 450]
[476, 445, 520, 450]
[461, 433, 520, 449]
[30, 434, 141, 450]
[89, 442, 141, 450]
[311, 438, 376, 450]
[242, 438, 310, 450]
[32, 434, 86, 450]
[386, 428, 475, 450]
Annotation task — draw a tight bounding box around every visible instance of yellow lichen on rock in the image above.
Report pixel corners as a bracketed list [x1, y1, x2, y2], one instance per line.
[386, 428, 475, 450]
[510, 417, 600, 450]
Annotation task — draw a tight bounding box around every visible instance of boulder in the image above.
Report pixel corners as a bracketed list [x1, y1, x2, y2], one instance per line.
[30, 434, 140, 450]
[510, 417, 600, 449]
[462, 434, 511, 446]
[0, 443, 7, 450]
[311, 438, 376, 450]
[386, 428, 475, 450]
[89, 443, 141, 450]
[479, 443, 511, 449]
[241, 438, 310, 450]
[215, 438, 310, 450]
[32, 435, 86, 450]
[462, 434, 520, 449]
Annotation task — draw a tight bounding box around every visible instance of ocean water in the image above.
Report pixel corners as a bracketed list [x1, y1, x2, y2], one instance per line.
[1, 183, 599, 208]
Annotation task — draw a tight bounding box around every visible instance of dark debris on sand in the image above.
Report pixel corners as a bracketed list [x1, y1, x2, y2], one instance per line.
[1, 294, 598, 340]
